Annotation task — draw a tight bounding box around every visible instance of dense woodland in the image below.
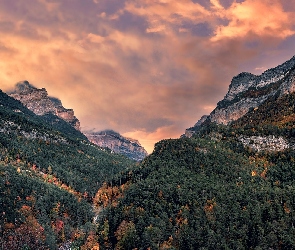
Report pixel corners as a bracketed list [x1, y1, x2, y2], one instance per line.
[0, 91, 135, 249]
[95, 92, 295, 249]
[96, 137, 295, 249]
[2, 87, 295, 249]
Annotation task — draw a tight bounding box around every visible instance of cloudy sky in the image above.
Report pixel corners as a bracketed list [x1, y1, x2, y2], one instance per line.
[1, 0, 295, 153]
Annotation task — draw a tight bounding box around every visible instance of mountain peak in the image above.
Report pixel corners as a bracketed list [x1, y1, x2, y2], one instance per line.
[9, 81, 80, 130]
[14, 80, 36, 91]
[225, 72, 256, 101]
[186, 54, 295, 134]
[84, 129, 148, 161]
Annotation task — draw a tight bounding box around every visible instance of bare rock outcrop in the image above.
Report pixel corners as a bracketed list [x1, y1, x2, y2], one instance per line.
[84, 130, 148, 161]
[185, 55, 295, 135]
[9, 81, 80, 130]
[238, 135, 291, 152]
[211, 56, 295, 125]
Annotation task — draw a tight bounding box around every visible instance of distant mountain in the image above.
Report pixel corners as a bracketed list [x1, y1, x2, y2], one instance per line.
[84, 130, 148, 161]
[9, 81, 80, 130]
[9, 81, 148, 160]
[185, 55, 295, 136]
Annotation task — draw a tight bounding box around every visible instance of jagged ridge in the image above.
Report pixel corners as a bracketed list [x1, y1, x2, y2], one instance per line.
[186, 55, 295, 136]
[9, 81, 81, 130]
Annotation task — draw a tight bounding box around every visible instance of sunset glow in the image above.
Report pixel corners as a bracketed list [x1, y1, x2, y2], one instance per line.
[1, 0, 295, 153]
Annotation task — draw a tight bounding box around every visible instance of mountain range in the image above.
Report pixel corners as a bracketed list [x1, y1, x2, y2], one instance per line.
[185, 55, 295, 134]
[8, 81, 147, 161]
[2, 54, 295, 249]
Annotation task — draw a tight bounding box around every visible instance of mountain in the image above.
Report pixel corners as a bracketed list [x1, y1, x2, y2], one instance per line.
[0, 89, 134, 249]
[84, 130, 148, 161]
[93, 55, 295, 249]
[185, 55, 295, 136]
[9, 81, 148, 160]
[4, 54, 295, 249]
[9, 81, 81, 130]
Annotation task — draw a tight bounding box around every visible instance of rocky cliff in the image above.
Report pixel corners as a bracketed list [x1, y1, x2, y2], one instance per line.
[84, 130, 148, 161]
[185, 55, 295, 136]
[9, 81, 80, 130]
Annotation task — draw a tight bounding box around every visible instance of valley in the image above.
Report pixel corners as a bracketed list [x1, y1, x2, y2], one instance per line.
[2, 55, 295, 249]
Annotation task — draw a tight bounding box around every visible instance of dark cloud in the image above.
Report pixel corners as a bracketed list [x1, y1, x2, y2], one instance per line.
[281, 0, 295, 12]
[180, 21, 212, 37]
[93, 0, 126, 15]
[0, 21, 15, 33]
[111, 11, 148, 34]
[0, 0, 57, 25]
[191, 0, 211, 8]
[219, 0, 237, 8]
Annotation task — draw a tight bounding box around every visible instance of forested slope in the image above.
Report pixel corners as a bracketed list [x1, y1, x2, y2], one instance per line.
[0, 90, 135, 249]
[96, 124, 295, 249]
[4, 74, 295, 249]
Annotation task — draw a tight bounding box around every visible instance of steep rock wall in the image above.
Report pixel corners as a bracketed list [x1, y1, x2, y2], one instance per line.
[9, 81, 80, 130]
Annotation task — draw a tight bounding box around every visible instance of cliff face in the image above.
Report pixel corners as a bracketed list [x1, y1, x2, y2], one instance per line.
[9, 81, 80, 130]
[210, 61, 295, 124]
[186, 55, 295, 135]
[84, 130, 148, 161]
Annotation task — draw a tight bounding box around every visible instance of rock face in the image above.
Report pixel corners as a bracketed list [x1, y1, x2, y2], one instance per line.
[183, 115, 208, 138]
[84, 130, 148, 161]
[186, 55, 295, 134]
[9, 81, 80, 130]
[238, 135, 291, 152]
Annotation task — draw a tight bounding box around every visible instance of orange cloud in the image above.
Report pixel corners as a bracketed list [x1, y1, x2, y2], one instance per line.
[125, 0, 211, 33]
[0, 0, 295, 154]
[124, 0, 295, 40]
[211, 0, 295, 41]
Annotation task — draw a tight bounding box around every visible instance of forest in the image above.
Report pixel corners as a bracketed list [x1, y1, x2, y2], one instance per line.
[0, 90, 135, 249]
[94, 92, 295, 249]
[2, 88, 295, 249]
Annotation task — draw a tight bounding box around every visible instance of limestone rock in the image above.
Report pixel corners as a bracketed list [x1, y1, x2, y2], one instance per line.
[9, 81, 80, 130]
[186, 55, 295, 134]
[238, 135, 290, 152]
[84, 130, 148, 161]
[212, 56, 295, 125]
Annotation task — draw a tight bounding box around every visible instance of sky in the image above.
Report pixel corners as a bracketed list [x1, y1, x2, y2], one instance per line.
[1, 0, 295, 153]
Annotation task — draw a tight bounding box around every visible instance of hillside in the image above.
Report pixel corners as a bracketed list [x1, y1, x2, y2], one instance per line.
[93, 56, 295, 249]
[94, 134, 295, 249]
[0, 90, 135, 249]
